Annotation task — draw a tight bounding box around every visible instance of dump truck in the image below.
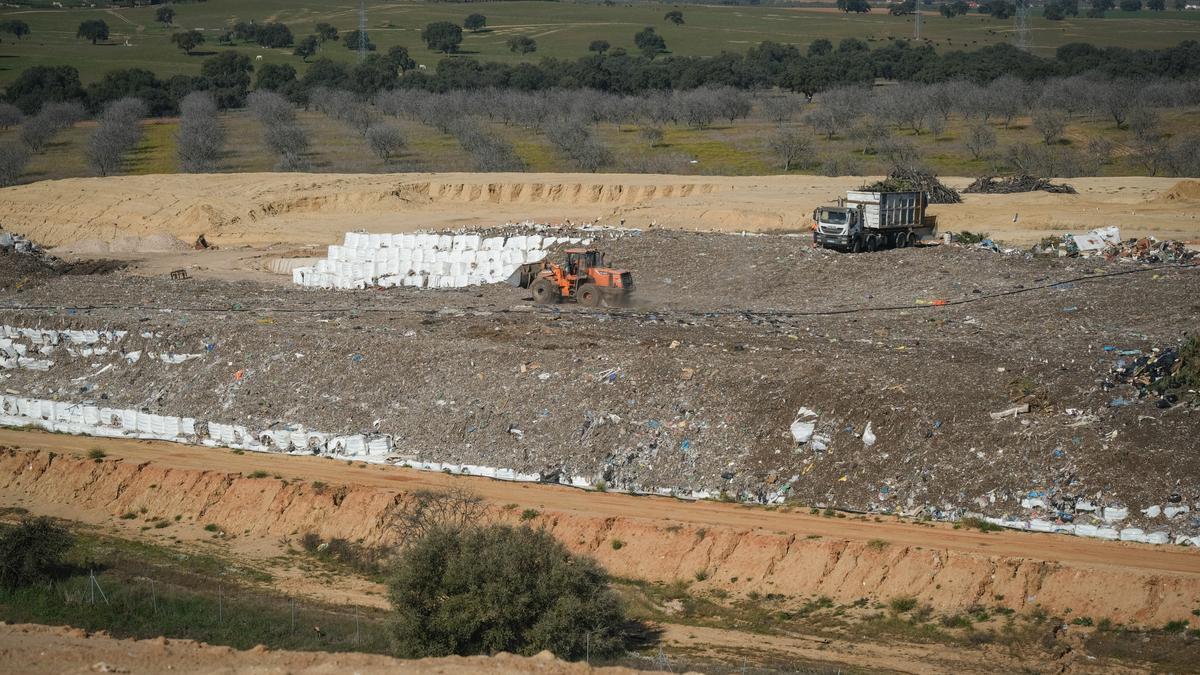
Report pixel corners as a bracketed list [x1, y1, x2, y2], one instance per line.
[812, 190, 937, 253]
[508, 248, 634, 307]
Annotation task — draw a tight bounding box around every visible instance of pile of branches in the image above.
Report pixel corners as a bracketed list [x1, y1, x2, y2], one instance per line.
[964, 175, 1077, 195]
[860, 169, 962, 204]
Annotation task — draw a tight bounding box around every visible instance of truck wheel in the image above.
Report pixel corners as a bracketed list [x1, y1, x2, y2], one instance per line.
[907, 232, 920, 248]
[850, 237, 863, 253]
[531, 279, 559, 304]
[896, 232, 909, 248]
[578, 283, 601, 307]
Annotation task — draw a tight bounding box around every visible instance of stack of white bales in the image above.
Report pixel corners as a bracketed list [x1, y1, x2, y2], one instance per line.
[292, 232, 590, 290]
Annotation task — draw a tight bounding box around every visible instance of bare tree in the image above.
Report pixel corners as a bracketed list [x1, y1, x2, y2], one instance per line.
[985, 76, 1027, 128]
[248, 91, 311, 171]
[640, 126, 665, 147]
[879, 138, 922, 172]
[449, 118, 526, 172]
[766, 129, 813, 171]
[676, 90, 719, 130]
[1094, 79, 1137, 129]
[964, 123, 997, 160]
[1128, 106, 1160, 142]
[0, 103, 22, 130]
[176, 91, 223, 173]
[1032, 108, 1068, 145]
[711, 86, 752, 124]
[1165, 135, 1200, 177]
[804, 106, 842, 140]
[366, 123, 406, 162]
[19, 102, 85, 153]
[0, 143, 30, 187]
[86, 97, 147, 177]
[545, 118, 610, 172]
[849, 120, 891, 155]
[758, 93, 803, 125]
[387, 488, 489, 543]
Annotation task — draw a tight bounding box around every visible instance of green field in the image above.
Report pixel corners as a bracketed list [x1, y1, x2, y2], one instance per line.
[1, 1, 1199, 86]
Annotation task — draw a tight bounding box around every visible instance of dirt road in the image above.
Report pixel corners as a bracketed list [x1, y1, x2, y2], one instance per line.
[0, 622, 634, 674]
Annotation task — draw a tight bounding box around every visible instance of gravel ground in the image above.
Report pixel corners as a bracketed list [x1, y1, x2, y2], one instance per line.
[1, 231, 1198, 535]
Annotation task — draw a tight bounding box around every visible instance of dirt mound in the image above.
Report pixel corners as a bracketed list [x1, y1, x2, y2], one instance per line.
[1, 173, 1195, 250]
[0, 622, 630, 674]
[1154, 179, 1200, 202]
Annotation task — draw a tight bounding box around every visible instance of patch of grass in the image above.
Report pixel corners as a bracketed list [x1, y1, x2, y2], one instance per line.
[1164, 620, 1189, 632]
[694, 569, 708, 582]
[247, 470, 268, 479]
[87, 449, 106, 461]
[119, 512, 137, 520]
[610, 539, 624, 550]
[959, 517, 1002, 533]
[889, 596, 918, 613]
[519, 508, 539, 521]
[1072, 616, 1094, 626]
[202, 524, 220, 533]
[866, 538, 889, 551]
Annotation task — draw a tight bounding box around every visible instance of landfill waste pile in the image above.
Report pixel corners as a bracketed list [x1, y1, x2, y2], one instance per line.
[963, 175, 1077, 195]
[292, 230, 596, 290]
[1107, 338, 1199, 409]
[1, 229, 1198, 545]
[1027, 226, 1199, 263]
[859, 169, 962, 204]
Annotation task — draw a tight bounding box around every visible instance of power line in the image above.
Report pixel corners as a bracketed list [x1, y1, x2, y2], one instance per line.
[1014, 0, 1030, 51]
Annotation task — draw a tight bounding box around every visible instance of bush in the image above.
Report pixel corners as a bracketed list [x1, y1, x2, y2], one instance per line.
[87, 449, 106, 461]
[247, 470, 268, 479]
[388, 524, 626, 659]
[889, 596, 918, 613]
[519, 508, 539, 521]
[0, 517, 73, 591]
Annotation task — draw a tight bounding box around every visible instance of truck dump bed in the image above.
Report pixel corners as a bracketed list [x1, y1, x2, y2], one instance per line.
[846, 191, 925, 231]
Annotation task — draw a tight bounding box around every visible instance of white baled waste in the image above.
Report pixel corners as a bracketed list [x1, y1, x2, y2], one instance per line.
[292, 231, 586, 291]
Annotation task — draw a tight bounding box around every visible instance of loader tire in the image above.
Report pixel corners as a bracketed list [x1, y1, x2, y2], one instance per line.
[531, 279, 559, 304]
[578, 283, 601, 307]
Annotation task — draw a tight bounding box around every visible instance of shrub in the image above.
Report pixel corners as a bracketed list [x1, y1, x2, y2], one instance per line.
[0, 517, 73, 591]
[119, 512, 137, 520]
[1072, 616, 1094, 626]
[694, 569, 709, 582]
[388, 524, 626, 659]
[300, 532, 322, 552]
[87, 449, 106, 460]
[203, 523, 220, 532]
[610, 539, 624, 550]
[519, 508, 539, 521]
[889, 596, 918, 613]
[866, 538, 889, 550]
[1164, 620, 1189, 632]
[955, 514, 1003, 530]
[247, 470, 268, 479]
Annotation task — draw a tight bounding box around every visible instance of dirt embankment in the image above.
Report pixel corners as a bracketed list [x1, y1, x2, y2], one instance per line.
[0, 622, 633, 675]
[3, 443, 1197, 627]
[0, 173, 1196, 250]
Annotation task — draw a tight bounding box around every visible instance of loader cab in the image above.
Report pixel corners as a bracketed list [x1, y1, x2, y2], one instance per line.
[564, 248, 601, 276]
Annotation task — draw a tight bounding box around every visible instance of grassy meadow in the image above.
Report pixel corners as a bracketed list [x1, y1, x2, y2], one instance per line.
[0, 1, 1198, 86]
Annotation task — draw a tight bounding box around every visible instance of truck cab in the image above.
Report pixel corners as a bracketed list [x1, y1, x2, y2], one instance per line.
[813, 206, 861, 250]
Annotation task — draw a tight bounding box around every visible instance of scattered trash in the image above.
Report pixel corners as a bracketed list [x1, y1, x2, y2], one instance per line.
[862, 422, 876, 447]
[990, 403, 1030, 420]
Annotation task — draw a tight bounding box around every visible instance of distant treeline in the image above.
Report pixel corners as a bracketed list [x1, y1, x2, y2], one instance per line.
[4, 39, 1200, 115]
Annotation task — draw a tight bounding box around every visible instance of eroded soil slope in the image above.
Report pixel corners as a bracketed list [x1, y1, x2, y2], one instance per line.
[2, 440, 1197, 627]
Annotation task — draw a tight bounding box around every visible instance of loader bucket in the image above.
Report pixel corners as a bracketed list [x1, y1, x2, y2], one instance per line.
[506, 263, 539, 289]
